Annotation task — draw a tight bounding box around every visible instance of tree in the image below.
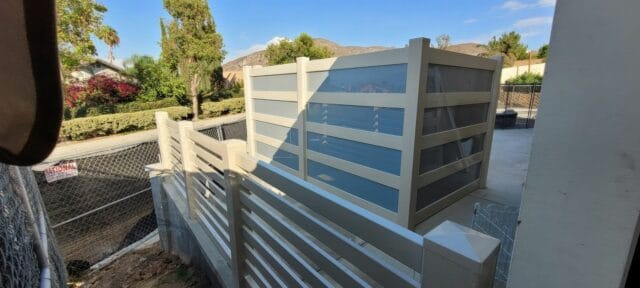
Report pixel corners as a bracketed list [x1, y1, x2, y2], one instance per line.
[210, 66, 225, 93]
[125, 55, 186, 102]
[100, 26, 120, 63]
[56, 0, 118, 73]
[161, 0, 225, 120]
[537, 44, 549, 59]
[265, 33, 333, 65]
[436, 34, 451, 49]
[487, 31, 528, 65]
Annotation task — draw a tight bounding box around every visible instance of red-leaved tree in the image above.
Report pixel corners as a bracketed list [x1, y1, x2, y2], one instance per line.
[64, 75, 139, 107]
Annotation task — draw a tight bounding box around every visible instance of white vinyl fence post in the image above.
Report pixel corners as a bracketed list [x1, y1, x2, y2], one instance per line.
[178, 121, 197, 219]
[243, 65, 256, 156]
[296, 57, 309, 180]
[155, 111, 172, 170]
[479, 55, 504, 188]
[223, 140, 248, 288]
[421, 220, 500, 288]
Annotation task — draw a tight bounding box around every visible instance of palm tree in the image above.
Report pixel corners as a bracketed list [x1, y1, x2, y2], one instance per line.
[100, 27, 120, 63]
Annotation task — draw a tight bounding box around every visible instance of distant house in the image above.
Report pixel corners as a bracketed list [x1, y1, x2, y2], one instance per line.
[70, 59, 127, 82]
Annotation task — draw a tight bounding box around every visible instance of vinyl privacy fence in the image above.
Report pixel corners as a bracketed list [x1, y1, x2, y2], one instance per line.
[152, 112, 501, 288]
[243, 37, 502, 229]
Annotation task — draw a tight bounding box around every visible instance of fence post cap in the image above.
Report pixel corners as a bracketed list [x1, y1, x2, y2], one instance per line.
[155, 111, 169, 118]
[424, 220, 500, 273]
[178, 120, 194, 128]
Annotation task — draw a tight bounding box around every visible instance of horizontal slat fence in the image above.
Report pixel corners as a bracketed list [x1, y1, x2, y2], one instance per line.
[154, 111, 500, 288]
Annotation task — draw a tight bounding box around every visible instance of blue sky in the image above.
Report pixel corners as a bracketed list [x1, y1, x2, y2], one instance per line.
[95, 0, 556, 65]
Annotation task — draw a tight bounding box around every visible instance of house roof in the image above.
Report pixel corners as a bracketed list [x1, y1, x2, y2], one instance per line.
[92, 58, 125, 72]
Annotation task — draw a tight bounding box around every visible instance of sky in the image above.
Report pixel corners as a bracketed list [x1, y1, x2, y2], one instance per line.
[95, 0, 556, 65]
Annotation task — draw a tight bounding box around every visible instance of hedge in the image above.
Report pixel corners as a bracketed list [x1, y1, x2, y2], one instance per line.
[200, 97, 245, 118]
[59, 98, 246, 141]
[64, 97, 181, 120]
[60, 106, 190, 141]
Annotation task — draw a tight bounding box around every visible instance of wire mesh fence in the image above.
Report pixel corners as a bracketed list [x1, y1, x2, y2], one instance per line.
[32, 119, 247, 277]
[496, 84, 541, 129]
[472, 202, 519, 288]
[1, 164, 67, 288]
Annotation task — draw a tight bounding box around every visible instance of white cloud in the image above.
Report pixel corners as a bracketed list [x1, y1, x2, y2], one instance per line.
[520, 31, 542, 38]
[227, 36, 287, 62]
[500, 0, 555, 11]
[537, 0, 556, 7]
[463, 18, 478, 24]
[514, 16, 553, 28]
[501, 1, 528, 11]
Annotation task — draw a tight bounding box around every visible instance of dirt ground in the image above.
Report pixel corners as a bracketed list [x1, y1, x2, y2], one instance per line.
[71, 242, 212, 288]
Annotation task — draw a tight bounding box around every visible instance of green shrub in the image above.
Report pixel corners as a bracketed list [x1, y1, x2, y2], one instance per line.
[64, 97, 181, 120]
[125, 55, 186, 102]
[505, 72, 543, 85]
[112, 97, 181, 113]
[59, 98, 245, 141]
[60, 107, 190, 141]
[60, 98, 245, 141]
[200, 98, 245, 118]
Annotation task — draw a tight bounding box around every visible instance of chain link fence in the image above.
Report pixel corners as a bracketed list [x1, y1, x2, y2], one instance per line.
[32, 119, 246, 277]
[472, 202, 519, 288]
[1, 164, 67, 288]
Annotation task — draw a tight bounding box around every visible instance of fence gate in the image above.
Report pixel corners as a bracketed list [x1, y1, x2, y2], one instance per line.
[32, 119, 247, 276]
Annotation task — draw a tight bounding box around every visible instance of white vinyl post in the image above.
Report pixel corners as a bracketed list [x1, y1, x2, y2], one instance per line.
[479, 56, 503, 188]
[243, 65, 256, 157]
[296, 57, 309, 179]
[178, 121, 197, 219]
[223, 139, 248, 288]
[399, 37, 430, 228]
[421, 220, 500, 288]
[155, 111, 172, 170]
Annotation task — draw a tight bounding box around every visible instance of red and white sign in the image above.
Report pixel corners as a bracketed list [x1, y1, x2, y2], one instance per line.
[44, 161, 78, 183]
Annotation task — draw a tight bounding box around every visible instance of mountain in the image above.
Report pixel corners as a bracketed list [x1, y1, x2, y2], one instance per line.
[444, 43, 489, 56]
[222, 38, 391, 81]
[222, 39, 487, 81]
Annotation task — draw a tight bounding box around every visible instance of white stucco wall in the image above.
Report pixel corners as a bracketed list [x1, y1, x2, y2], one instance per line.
[507, 1, 640, 287]
[500, 63, 545, 83]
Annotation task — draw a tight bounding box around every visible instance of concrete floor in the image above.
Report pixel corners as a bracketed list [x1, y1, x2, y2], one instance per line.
[415, 128, 534, 234]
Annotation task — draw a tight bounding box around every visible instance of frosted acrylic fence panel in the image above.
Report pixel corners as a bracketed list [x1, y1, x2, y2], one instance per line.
[307, 103, 404, 136]
[254, 120, 299, 146]
[252, 73, 297, 91]
[307, 160, 399, 212]
[307, 132, 401, 175]
[415, 163, 481, 211]
[426, 64, 493, 93]
[244, 41, 500, 227]
[419, 134, 485, 174]
[256, 141, 299, 171]
[422, 103, 489, 135]
[307, 64, 408, 93]
[252, 99, 298, 119]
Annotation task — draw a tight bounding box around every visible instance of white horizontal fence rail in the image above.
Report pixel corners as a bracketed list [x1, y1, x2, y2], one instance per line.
[153, 112, 501, 288]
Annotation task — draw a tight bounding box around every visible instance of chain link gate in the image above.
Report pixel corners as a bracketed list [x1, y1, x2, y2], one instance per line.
[472, 203, 519, 288]
[32, 119, 247, 276]
[1, 164, 67, 288]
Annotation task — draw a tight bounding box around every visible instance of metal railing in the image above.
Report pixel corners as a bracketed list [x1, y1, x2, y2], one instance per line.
[497, 84, 541, 129]
[152, 111, 502, 287]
